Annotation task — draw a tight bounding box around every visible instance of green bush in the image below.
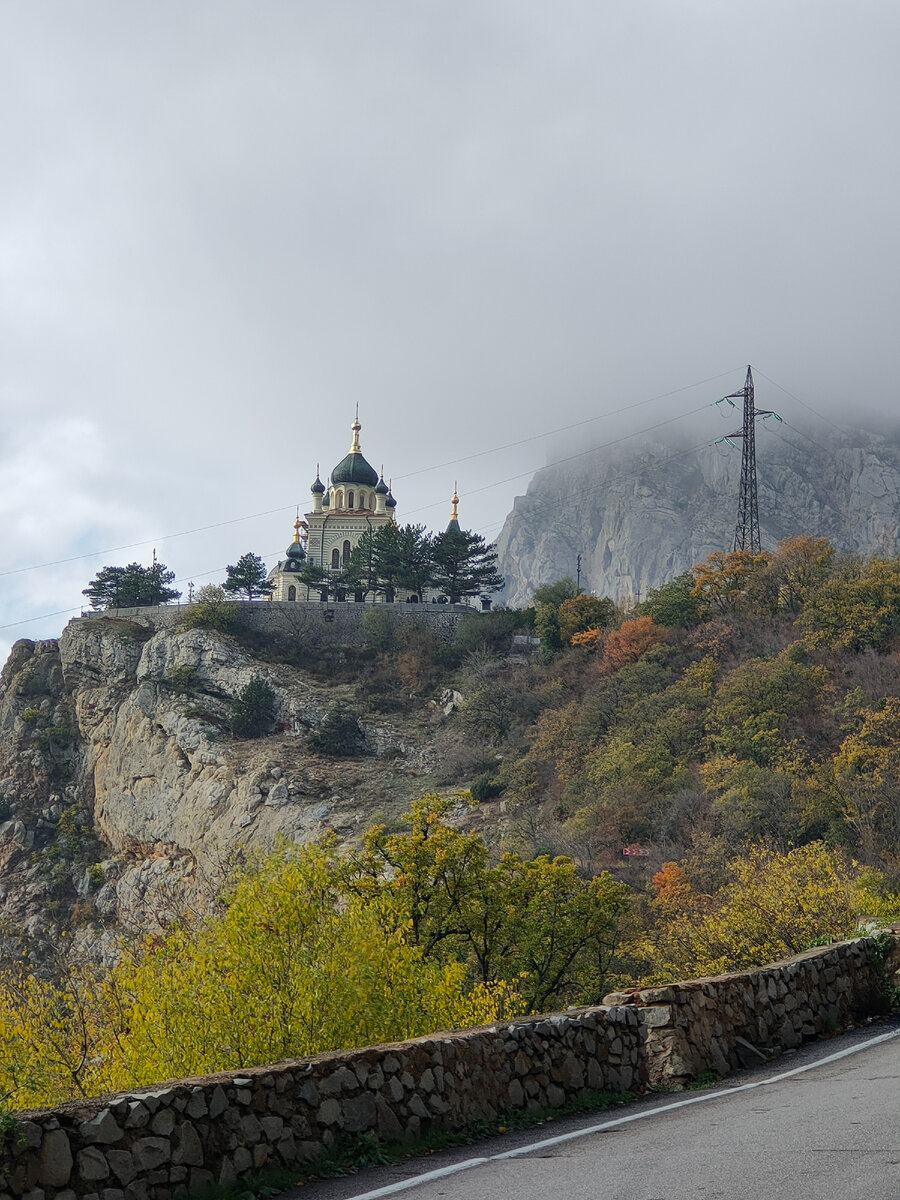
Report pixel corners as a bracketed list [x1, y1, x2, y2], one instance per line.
[307, 704, 367, 757]
[361, 606, 393, 652]
[21, 706, 41, 724]
[35, 726, 72, 750]
[469, 773, 503, 802]
[85, 863, 105, 891]
[230, 678, 277, 739]
[179, 585, 242, 634]
[165, 665, 198, 693]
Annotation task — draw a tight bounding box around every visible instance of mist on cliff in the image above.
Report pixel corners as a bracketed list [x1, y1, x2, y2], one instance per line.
[2, 1, 899, 663]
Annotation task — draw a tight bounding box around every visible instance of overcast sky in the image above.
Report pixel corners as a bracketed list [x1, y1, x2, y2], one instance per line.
[2, 0, 899, 662]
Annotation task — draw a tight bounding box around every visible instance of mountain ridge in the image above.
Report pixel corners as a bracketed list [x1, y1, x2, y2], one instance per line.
[495, 423, 900, 606]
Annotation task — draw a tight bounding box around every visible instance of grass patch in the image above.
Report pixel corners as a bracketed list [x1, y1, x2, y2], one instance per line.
[686, 1070, 719, 1090]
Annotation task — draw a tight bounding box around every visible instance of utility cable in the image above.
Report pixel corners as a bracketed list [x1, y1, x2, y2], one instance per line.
[0, 552, 286, 633]
[0, 365, 838, 627]
[0, 367, 743, 580]
[752, 367, 853, 437]
[0, 431, 721, 631]
[0, 506, 298, 580]
[402, 401, 717, 519]
[392, 366, 742, 482]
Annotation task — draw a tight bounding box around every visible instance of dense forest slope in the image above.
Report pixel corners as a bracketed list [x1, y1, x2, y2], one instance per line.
[496, 424, 900, 606]
[3, 545, 900, 1106]
[3, 540, 900, 960]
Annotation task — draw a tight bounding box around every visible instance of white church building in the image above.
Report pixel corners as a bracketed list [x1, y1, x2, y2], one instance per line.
[267, 412, 462, 604]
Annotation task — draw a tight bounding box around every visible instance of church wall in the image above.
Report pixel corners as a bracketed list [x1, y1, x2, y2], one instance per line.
[304, 512, 392, 572]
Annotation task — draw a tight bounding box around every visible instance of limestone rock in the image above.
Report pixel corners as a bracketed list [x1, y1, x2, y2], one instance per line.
[0, 616, 469, 946]
[496, 425, 900, 606]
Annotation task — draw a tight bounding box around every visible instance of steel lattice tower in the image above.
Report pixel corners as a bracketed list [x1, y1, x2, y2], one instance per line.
[719, 366, 778, 553]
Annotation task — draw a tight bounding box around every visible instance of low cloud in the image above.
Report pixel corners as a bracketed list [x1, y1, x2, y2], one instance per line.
[0, 415, 149, 662]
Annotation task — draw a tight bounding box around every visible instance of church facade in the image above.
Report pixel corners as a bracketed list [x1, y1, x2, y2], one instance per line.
[267, 413, 461, 604]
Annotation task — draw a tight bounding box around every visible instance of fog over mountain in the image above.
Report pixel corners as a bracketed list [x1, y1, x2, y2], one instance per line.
[3, 2, 900, 665]
[496, 421, 900, 607]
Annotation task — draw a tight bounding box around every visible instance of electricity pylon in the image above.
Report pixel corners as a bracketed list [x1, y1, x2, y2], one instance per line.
[715, 366, 781, 553]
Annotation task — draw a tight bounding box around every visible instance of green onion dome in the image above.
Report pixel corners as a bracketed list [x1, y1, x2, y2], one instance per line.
[282, 517, 306, 569]
[331, 412, 379, 487]
[331, 452, 379, 487]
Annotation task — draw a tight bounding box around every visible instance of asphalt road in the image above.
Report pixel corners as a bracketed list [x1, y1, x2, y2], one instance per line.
[284, 1017, 900, 1200]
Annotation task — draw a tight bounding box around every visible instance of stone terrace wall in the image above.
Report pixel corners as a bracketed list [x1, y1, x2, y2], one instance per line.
[603, 935, 888, 1087]
[73, 601, 474, 647]
[0, 1006, 645, 1200]
[0, 936, 891, 1200]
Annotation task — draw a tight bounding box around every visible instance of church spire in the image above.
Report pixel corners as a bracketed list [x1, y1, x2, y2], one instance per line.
[350, 405, 361, 454]
[446, 483, 461, 533]
[292, 508, 302, 544]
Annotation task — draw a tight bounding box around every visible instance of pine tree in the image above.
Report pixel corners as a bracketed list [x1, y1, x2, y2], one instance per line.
[431, 529, 504, 603]
[83, 562, 181, 609]
[394, 524, 435, 597]
[223, 552, 275, 600]
[346, 525, 429, 601]
[230, 677, 276, 738]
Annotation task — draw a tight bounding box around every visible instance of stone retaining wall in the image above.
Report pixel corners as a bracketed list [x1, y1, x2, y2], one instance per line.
[0, 936, 891, 1200]
[72, 601, 475, 648]
[603, 935, 888, 1086]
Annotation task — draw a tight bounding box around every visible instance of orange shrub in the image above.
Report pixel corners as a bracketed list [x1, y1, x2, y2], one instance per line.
[598, 617, 666, 675]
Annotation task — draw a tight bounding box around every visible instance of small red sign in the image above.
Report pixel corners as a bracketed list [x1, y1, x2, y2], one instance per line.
[623, 844, 650, 857]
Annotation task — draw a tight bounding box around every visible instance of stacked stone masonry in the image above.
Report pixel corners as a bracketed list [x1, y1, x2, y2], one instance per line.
[1, 936, 891, 1200]
[603, 935, 888, 1085]
[88, 602, 473, 647]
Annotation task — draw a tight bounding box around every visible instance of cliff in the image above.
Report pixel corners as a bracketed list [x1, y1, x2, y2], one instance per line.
[0, 615, 462, 951]
[495, 424, 900, 606]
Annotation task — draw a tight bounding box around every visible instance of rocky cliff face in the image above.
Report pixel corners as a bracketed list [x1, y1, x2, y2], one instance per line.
[0, 616, 453, 952]
[496, 424, 900, 606]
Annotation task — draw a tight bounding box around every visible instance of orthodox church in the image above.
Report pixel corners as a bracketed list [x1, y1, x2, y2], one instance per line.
[267, 412, 462, 604]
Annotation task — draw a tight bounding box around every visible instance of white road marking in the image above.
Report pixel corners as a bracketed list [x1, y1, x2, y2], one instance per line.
[343, 1027, 900, 1199]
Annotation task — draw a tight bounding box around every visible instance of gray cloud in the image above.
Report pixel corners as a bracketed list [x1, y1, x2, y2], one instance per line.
[2, 0, 898, 649]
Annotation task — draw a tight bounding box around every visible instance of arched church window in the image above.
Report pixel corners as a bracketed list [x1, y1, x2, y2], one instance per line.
[342, 539, 351, 565]
[359, 491, 367, 509]
[348, 491, 354, 509]
[288, 585, 296, 601]
[331, 548, 340, 569]
[336, 490, 344, 509]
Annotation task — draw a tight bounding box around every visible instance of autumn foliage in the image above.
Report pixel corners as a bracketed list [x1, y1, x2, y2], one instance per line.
[0, 799, 633, 1108]
[597, 617, 667, 675]
[9, 535, 900, 1109]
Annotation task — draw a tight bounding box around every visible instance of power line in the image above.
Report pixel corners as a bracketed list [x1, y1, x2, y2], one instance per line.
[0, 550, 286, 633]
[752, 367, 852, 437]
[403, 400, 717, 519]
[1, 435, 715, 632]
[0, 428, 723, 633]
[0, 367, 741, 580]
[1, 364, 827, 631]
[0, 505, 298, 580]
[393, 366, 742, 482]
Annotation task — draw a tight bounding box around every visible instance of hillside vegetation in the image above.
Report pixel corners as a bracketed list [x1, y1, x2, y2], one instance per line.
[3, 535, 900, 1107]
